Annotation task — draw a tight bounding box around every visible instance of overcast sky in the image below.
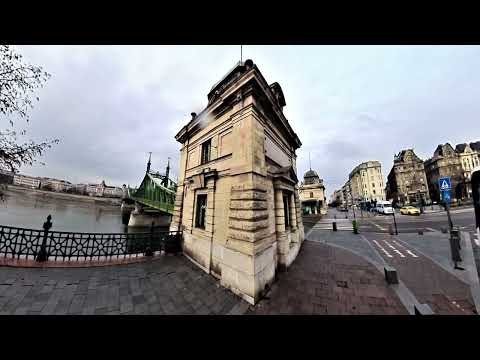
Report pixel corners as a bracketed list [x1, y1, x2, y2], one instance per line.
[11, 45, 480, 197]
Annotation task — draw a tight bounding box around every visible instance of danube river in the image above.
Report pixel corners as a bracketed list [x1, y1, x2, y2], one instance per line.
[0, 186, 127, 233]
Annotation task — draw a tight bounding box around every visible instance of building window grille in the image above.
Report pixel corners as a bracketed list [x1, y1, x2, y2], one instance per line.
[201, 139, 211, 165]
[195, 194, 207, 229]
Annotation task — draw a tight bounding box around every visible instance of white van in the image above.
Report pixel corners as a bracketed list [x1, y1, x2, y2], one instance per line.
[376, 201, 394, 215]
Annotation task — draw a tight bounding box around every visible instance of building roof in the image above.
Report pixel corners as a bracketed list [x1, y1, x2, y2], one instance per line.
[304, 169, 318, 178]
[455, 143, 467, 153]
[470, 141, 480, 151]
[175, 59, 301, 149]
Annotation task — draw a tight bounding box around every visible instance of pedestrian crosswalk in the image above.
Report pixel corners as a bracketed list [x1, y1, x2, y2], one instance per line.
[371, 238, 419, 259]
[312, 218, 353, 231]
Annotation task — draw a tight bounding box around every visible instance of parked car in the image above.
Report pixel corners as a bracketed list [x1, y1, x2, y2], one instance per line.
[400, 206, 420, 216]
[376, 201, 394, 215]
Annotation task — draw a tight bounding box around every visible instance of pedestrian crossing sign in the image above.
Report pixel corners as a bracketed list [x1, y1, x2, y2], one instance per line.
[438, 177, 451, 191]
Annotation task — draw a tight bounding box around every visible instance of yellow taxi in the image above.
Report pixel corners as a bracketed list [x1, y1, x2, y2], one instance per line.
[400, 206, 420, 216]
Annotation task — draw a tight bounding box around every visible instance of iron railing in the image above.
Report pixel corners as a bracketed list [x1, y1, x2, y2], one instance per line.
[0, 215, 182, 263]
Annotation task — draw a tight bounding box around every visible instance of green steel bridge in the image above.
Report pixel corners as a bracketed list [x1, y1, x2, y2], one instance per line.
[126, 157, 177, 216]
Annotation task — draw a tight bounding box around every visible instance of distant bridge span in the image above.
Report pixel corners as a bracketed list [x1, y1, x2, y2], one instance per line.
[128, 172, 176, 215]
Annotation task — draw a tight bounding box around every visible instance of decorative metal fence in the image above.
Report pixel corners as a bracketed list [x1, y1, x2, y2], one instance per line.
[0, 215, 182, 263]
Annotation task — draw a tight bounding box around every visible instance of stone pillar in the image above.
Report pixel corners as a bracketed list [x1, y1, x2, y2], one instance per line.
[294, 189, 305, 243]
[170, 146, 188, 232]
[289, 192, 297, 230]
[275, 189, 289, 270]
[170, 184, 185, 232]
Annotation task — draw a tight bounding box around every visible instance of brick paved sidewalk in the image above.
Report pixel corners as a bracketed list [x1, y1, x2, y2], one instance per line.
[364, 233, 477, 315]
[248, 241, 409, 315]
[0, 255, 244, 315]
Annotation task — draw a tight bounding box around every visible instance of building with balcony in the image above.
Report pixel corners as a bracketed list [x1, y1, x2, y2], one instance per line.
[386, 149, 430, 206]
[455, 142, 480, 199]
[425, 143, 465, 202]
[348, 160, 385, 205]
[13, 174, 40, 189]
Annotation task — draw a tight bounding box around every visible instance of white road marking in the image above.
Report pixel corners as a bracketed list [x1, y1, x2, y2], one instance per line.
[369, 221, 387, 231]
[372, 240, 393, 258]
[426, 227, 441, 233]
[391, 239, 419, 258]
[405, 249, 419, 258]
[393, 249, 406, 258]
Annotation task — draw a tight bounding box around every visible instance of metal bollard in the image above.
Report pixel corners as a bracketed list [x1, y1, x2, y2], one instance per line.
[418, 228, 424, 235]
[352, 220, 359, 234]
[333, 222, 337, 231]
[36, 214, 53, 262]
[388, 224, 394, 235]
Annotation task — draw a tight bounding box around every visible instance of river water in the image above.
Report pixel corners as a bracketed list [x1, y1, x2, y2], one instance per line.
[0, 187, 128, 233]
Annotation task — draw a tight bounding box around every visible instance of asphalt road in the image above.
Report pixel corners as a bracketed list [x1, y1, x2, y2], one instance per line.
[324, 207, 477, 234]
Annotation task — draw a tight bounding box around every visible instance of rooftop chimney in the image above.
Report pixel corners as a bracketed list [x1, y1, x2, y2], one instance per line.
[191, 112, 197, 120]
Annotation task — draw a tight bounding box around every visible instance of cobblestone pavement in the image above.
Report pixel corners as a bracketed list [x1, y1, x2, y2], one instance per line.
[363, 232, 477, 315]
[248, 241, 409, 315]
[0, 255, 243, 315]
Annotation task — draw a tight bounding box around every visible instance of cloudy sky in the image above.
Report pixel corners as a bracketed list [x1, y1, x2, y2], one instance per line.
[10, 45, 480, 197]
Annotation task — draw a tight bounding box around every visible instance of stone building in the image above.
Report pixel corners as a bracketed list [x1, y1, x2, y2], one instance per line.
[299, 169, 327, 215]
[13, 174, 40, 189]
[86, 180, 123, 198]
[342, 181, 352, 207]
[348, 161, 385, 205]
[386, 149, 430, 206]
[331, 189, 344, 207]
[170, 59, 304, 304]
[455, 142, 480, 199]
[425, 143, 465, 202]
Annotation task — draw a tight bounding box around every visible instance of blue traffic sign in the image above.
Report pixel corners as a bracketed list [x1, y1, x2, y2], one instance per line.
[442, 191, 451, 204]
[439, 177, 451, 191]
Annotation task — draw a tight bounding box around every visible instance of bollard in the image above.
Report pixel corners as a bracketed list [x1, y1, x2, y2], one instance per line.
[384, 265, 398, 284]
[352, 220, 359, 234]
[333, 222, 337, 231]
[441, 226, 448, 234]
[418, 228, 424, 235]
[388, 224, 394, 235]
[36, 214, 53, 262]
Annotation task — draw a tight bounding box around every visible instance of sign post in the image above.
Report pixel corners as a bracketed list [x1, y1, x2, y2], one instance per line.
[439, 177, 453, 231]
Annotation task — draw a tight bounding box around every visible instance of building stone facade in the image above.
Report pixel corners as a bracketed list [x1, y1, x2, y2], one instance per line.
[170, 60, 304, 304]
[330, 189, 344, 207]
[13, 174, 40, 189]
[299, 169, 326, 215]
[348, 161, 385, 204]
[455, 143, 480, 199]
[425, 143, 465, 202]
[386, 149, 430, 206]
[342, 181, 352, 207]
